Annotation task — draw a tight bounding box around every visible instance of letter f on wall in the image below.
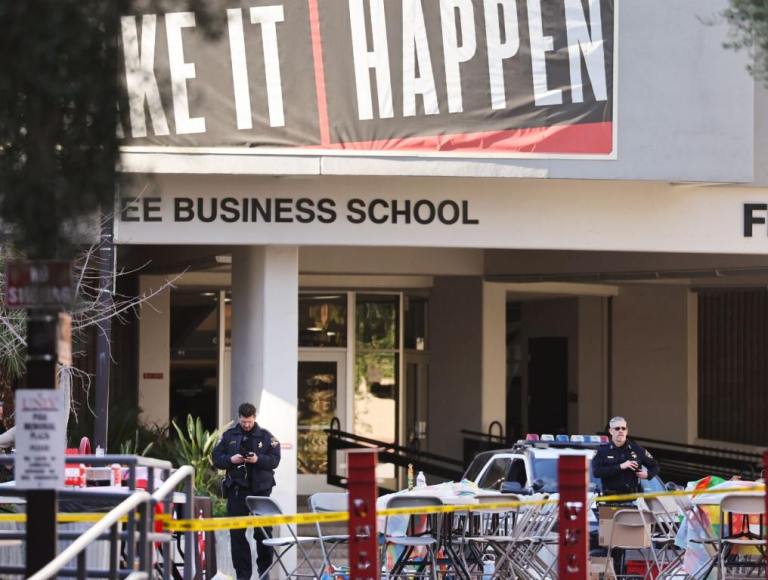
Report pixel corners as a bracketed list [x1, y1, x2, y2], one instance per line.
[744, 204, 768, 237]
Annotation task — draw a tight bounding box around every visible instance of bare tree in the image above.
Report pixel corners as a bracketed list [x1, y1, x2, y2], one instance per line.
[0, 233, 184, 439]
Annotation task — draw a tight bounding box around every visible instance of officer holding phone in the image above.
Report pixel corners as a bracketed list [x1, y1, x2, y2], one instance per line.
[592, 416, 658, 495]
[213, 402, 281, 580]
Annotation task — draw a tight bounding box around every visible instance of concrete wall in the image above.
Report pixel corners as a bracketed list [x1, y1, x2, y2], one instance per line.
[612, 285, 693, 442]
[577, 297, 609, 434]
[754, 81, 768, 186]
[428, 277, 483, 460]
[137, 276, 171, 426]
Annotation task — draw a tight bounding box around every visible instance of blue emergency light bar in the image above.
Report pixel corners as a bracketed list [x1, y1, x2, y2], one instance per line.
[517, 433, 609, 448]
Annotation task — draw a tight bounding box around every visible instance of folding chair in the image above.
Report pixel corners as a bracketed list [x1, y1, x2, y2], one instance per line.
[717, 493, 766, 579]
[459, 493, 519, 576]
[604, 508, 654, 579]
[482, 498, 546, 579]
[640, 496, 685, 578]
[510, 500, 560, 579]
[382, 495, 442, 580]
[245, 496, 322, 579]
[672, 493, 720, 579]
[308, 492, 349, 574]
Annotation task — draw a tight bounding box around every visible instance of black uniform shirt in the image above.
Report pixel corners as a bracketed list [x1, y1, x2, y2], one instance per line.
[213, 423, 281, 492]
[592, 439, 659, 495]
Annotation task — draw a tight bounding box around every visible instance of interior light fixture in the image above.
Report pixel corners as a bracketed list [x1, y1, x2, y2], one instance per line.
[306, 326, 323, 332]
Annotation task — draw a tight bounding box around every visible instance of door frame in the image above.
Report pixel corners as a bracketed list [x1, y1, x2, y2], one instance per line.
[404, 351, 430, 450]
[298, 348, 347, 494]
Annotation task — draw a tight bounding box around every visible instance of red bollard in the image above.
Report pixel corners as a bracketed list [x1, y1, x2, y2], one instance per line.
[559, 455, 588, 580]
[347, 449, 379, 580]
[764, 451, 767, 520]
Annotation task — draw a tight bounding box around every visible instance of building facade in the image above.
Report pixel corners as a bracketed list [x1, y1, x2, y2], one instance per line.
[113, 0, 768, 514]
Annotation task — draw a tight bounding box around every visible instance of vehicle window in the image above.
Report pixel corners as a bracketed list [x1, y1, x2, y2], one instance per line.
[478, 458, 512, 490]
[532, 457, 601, 492]
[464, 453, 493, 482]
[507, 459, 527, 486]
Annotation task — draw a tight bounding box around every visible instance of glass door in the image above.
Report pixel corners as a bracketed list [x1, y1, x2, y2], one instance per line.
[298, 350, 346, 494]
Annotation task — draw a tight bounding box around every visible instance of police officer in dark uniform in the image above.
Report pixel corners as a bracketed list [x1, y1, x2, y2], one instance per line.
[213, 402, 281, 580]
[592, 416, 658, 494]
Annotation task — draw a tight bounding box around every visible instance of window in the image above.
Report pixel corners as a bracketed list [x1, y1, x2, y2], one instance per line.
[698, 289, 768, 446]
[354, 295, 399, 446]
[169, 291, 219, 431]
[478, 458, 512, 490]
[404, 296, 427, 350]
[507, 459, 527, 486]
[298, 294, 347, 347]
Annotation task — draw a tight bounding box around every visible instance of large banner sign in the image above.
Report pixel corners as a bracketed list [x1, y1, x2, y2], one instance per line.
[119, 0, 615, 157]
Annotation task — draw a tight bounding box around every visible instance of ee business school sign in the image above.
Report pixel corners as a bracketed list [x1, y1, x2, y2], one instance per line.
[120, 195, 478, 226]
[118, 0, 615, 157]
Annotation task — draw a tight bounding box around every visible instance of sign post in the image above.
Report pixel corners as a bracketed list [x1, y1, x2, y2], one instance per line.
[558, 455, 588, 580]
[6, 260, 72, 576]
[347, 449, 378, 580]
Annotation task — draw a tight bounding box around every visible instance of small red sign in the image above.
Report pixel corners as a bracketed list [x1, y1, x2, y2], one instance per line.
[142, 372, 164, 380]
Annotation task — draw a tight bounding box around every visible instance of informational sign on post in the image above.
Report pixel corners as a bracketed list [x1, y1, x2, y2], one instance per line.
[15, 389, 67, 490]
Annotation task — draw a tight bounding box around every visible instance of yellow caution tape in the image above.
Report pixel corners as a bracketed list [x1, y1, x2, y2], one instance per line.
[164, 485, 765, 533]
[0, 485, 760, 532]
[595, 484, 765, 505]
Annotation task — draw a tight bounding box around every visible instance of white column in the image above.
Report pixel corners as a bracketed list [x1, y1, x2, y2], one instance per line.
[231, 245, 298, 529]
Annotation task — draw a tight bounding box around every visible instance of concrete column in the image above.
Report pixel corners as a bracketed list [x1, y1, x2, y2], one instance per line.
[137, 275, 171, 426]
[481, 282, 507, 432]
[231, 246, 298, 526]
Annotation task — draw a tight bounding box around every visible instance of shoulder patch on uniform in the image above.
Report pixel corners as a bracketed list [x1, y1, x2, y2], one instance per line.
[645, 450, 653, 459]
[271, 437, 279, 448]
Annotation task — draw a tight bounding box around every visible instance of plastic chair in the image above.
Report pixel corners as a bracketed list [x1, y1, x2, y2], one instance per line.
[245, 496, 321, 579]
[717, 493, 766, 579]
[308, 492, 349, 574]
[382, 495, 442, 580]
[604, 508, 654, 579]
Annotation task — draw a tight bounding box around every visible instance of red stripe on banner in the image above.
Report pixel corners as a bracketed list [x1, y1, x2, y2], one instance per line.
[309, 121, 613, 155]
[308, 0, 331, 147]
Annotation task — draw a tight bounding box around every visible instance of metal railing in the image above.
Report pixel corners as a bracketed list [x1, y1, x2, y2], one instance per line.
[461, 424, 512, 467]
[0, 454, 196, 579]
[632, 435, 764, 484]
[326, 422, 464, 492]
[28, 490, 152, 580]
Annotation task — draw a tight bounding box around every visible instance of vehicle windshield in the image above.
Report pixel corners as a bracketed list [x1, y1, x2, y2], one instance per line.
[532, 457, 601, 492]
[463, 453, 495, 482]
